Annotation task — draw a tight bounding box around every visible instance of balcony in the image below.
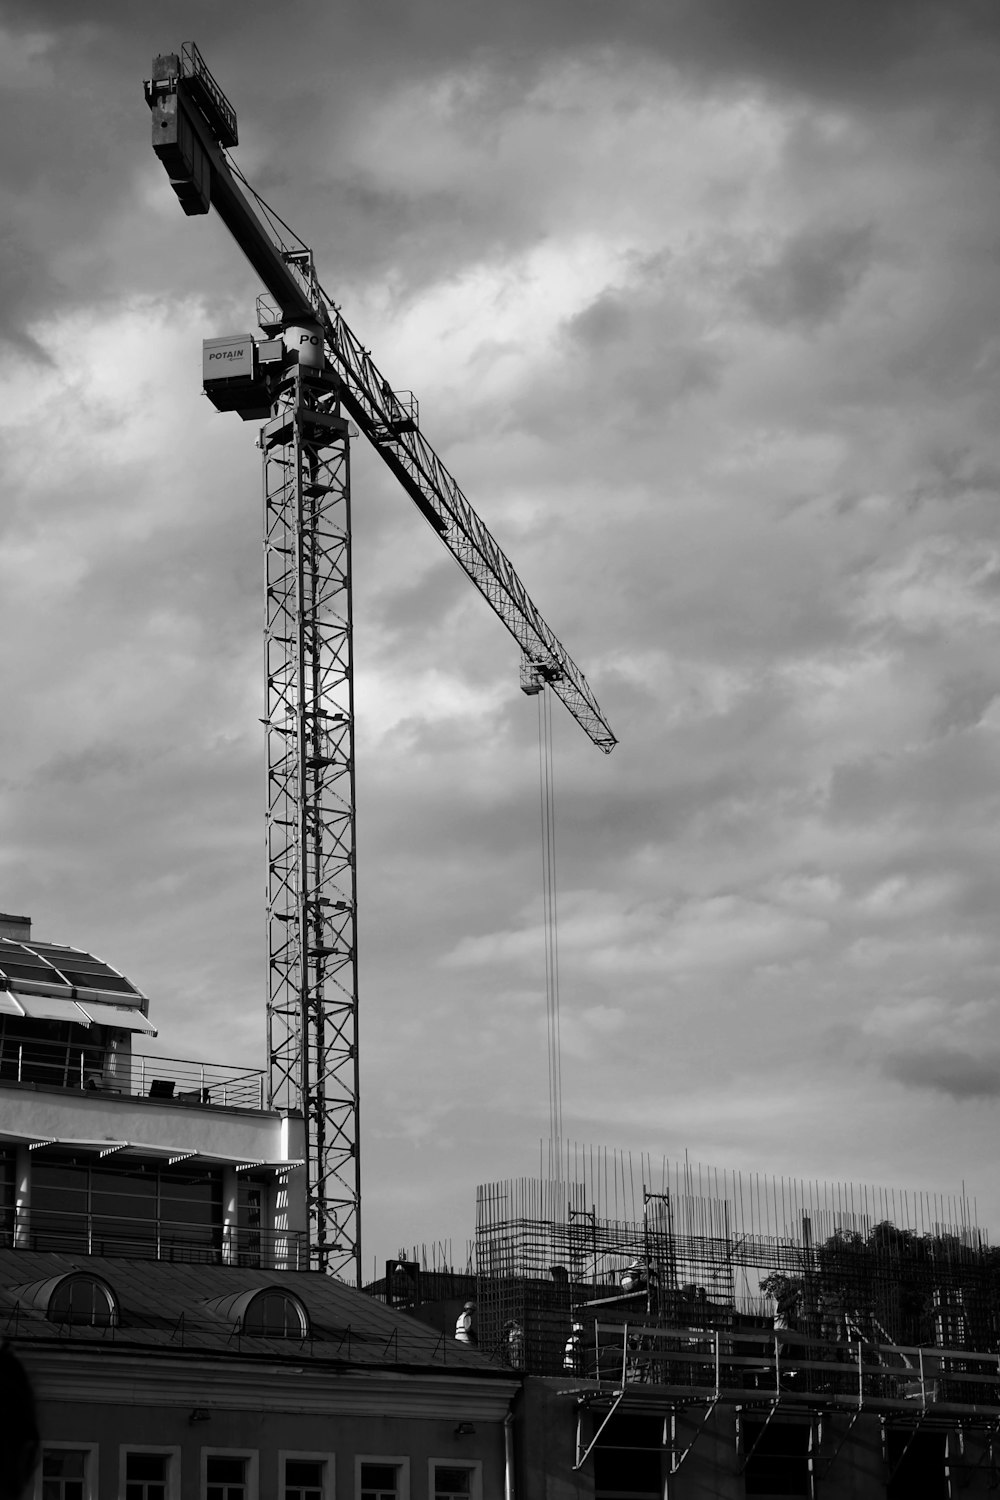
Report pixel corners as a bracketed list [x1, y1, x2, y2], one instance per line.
[0, 1204, 306, 1271]
[0, 1033, 266, 1110]
[130, 1052, 266, 1110]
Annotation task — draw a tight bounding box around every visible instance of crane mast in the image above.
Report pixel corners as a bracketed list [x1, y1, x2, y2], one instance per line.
[145, 43, 616, 1282]
[261, 358, 358, 1278]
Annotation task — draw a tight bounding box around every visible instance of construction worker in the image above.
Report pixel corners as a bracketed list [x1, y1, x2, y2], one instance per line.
[620, 1259, 647, 1292]
[564, 1320, 584, 1374]
[455, 1301, 477, 1345]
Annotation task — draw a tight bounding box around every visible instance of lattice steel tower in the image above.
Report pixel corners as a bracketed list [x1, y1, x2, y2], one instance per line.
[261, 345, 359, 1277]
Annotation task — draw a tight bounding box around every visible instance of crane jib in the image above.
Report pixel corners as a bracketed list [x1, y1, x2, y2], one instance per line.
[145, 45, 616, 754]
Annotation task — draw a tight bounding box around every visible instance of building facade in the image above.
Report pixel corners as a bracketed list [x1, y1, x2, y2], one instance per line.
[9, 1250, 516, 1500]
[0, 916, 518, 1500]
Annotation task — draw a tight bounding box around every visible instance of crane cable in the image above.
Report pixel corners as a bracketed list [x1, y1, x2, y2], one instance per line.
[228, 155, 309, 256]
[538, 687, 563, 1187]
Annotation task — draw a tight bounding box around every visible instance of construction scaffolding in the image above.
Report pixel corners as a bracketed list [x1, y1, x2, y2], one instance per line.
[475, 1149, 996, 1379]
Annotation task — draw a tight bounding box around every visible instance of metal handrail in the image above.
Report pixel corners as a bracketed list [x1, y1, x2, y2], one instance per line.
[14, 1206, 306, 1271]
[132, 1052, 266, 1108]
[0, 1035, 265, 1108]
[180, 40, 238, 147]
[589, 1321, 1000, 1416]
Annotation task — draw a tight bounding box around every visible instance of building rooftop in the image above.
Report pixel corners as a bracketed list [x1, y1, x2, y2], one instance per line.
[0, 1249, 506, 1375]
[0, 923, 152, 1034]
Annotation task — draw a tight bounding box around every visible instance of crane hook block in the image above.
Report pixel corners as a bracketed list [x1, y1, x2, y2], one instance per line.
[520, 655, 564, 695]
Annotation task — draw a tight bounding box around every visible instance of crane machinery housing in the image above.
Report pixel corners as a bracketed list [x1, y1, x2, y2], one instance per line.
[144, 41, 616, 1284]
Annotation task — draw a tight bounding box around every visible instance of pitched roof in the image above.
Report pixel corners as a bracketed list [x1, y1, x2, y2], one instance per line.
[0, 1249, 501, 1376]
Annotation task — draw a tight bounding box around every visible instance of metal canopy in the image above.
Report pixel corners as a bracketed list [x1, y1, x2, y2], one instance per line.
[0, 1131, 302, 1172]
[0, 937, 147, 1004]
[75, 1001, 157, 1034]
[15, 994, 91, 1024]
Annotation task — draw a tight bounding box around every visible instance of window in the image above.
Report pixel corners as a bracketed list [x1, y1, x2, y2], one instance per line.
[357, 1458, 408, 1500]
[592, 1414, 662, 1500]
[236, 1180, 264, 1268]
[206, 1456, 246, 1500]
[743, 1419, 812, 1497]
[242, 1288, 308, 1338]
[120, 1447, 178, 1500]
[31, 1153, 222, 1261]
[282, 1456, 329, 1500]
[49, 1274, 118, 1327]
[360, 1466, 397, 1500]
[203, 1451, 257, 1500]
[124, 1452, 168, 1500]
[0, 1014, 104, 1091]
[39, 1446, 96, 1500]
[886, 1428, 948, 1500]
[431, 1464, 481, 1500]
[0, 1146, 14, 1246]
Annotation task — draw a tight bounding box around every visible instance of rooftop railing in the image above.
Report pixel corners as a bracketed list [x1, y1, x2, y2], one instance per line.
[1, 1206, 306, 1271]
[0, 1035, 266, 1109]
[130, 1052, 266, 1109]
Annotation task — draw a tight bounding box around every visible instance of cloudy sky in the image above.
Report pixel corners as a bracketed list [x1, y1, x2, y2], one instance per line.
[2, 1, 1000, 1275]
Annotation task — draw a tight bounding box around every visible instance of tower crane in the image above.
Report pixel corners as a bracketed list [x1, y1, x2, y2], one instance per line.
[145, 42, 616, 1284]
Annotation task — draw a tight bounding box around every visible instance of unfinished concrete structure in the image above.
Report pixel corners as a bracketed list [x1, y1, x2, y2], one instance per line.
[473, 1151, 1000, 1498]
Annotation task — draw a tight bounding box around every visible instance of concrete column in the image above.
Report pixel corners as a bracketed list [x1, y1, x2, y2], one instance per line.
[14, 1144, 30, 1250]
[221, 1164, 238, 1266]
[273, 1113, 308, 1269]
[104, 1032, 132, 1090]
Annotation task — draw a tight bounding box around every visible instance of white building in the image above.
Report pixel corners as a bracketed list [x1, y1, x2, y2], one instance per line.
[0, 912, 518, 1500]
[0, 911, 307, 1268]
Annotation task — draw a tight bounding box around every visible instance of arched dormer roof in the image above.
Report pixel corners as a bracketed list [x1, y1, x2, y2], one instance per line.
[202, 1285, 310, 1338]
[11, 1271, 119, 1327]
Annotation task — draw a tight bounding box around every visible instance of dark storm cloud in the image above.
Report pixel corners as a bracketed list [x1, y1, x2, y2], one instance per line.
[0, 19, 147, 326]
[564, 277, 724, 419]
[367, 554, 472, 644]
[664, 0, 1000, 111]
[738, 225, 875, 328]
[17, 0, 991, 109]
[931, 676, 998, 737]
[1, 0, 997, 344]
[829, 728, 1000, 826]
[568, 293, 632, 351]
[884, 1045, 1000, 1101]
[0, 232, 56, 361]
